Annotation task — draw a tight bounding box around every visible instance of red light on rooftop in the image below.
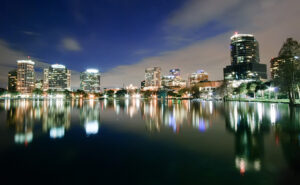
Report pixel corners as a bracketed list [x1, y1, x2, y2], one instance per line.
[234, 32, 238, 35]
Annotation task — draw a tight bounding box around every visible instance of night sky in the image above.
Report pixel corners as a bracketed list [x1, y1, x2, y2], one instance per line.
[0, 0, 300, 88]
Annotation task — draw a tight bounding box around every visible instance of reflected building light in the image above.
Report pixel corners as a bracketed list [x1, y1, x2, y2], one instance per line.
[235, 157, 261, 175]
[85, 120, 99, 135]
[230, 103, 239, 131]
[248, 113, 256, 133]
[198, 118, 207, 132]
[135, 98, 140, 109]
[168, 115, 177, 132]
[254, 160, 261, 171]
[257, 103, 263, 122]
[89, 99, 95, 107]
[270, 104, 277, 124]
[55, 94, 65, 99]
[50, 127, 65, 139]
[103, 99, 107, 109]
[209, 101, 213, 114]
[114, 99, 120, 115]
[55, 99, 64, 108]
[125, 99, 129, 113]
[14, 132, 33, 144]
[4, 99, 11, 110]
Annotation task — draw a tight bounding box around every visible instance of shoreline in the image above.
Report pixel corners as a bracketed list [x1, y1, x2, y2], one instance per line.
[1, 97, 300, 105]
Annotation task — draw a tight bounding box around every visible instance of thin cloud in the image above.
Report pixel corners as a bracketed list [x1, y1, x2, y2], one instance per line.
[61, 37, 82, 51]
[23, 31, 41, 36]
[166, 0, 241, 30]
[102, 0, 300, 88]
[0, 39, 81, 89]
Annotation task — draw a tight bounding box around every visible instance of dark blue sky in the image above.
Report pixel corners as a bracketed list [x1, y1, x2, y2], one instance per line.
[0, 0, 192, 72]
[2, 0, 298, 88]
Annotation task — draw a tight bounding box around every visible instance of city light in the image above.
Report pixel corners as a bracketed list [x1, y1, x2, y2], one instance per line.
[51, 64, 66, 69]
[86, 68, 99, 73]
[85, 120, 99, 135]
[17, 60, 35, 65]
[50, 127, 65, 139]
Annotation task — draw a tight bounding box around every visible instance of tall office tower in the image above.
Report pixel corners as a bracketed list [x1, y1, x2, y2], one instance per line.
[169, 69, 181, 78]
[188, 70, 208, 86]
[80, 69, 101, 93]
[162, 68, 186, 88]
[145, 67, 161, 89]
[44, 64, 71, 91]
[17, 60, 35, 94]
[223, 33, 267, 81]
[8, 69, 18, 91]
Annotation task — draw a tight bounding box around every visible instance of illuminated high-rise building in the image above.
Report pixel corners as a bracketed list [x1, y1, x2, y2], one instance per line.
[270, 57, 285, 79]
[162, 68, 186, 88]
[169, 69, 180, 78]
[188, 70, 208, 86]
[145, 67, 161, 90]
[8, 69, 18, 92]
[224, 33, 267, 80]
[17, 60, 35, 94]
[80, 69, 101, 93]
[43, 64, 71, 91]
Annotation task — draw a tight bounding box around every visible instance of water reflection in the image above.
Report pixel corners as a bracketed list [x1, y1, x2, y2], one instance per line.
[80, 100, 100, 135]
[1, 99, 300, 177]
[225, 102, 271, 174]
[43, 100, 71, 139]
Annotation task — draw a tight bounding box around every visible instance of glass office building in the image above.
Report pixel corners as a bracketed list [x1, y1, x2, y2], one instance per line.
[44, 64, 71, 91]
[8, 69, 18, 92]
[80, 69, 101, 93]
[17, 60, 35, 94]
[145, 67, 161, 89]
[224, 33, 267, 80]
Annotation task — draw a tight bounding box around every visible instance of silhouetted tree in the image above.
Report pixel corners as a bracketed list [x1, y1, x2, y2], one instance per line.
[274, 38, 300, 106]
[116, 89, 127, 97]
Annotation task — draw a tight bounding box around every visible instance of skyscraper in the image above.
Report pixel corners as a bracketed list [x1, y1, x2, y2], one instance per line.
[169, 69, 180, 78]
[145, 67, 161, 90]
[80, 69, 101, 93]
[8, 69, 17, 92]
[162, 68, 186, 88]
[17, 60, 35, 94]
[43, 64, 71, 91]
[270, 57, 285, 79]
[188, 70, 208, 86]
[223, 33, 267, 80]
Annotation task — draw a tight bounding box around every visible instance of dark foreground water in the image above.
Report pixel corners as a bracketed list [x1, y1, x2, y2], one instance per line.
[0, 99, 299, 185]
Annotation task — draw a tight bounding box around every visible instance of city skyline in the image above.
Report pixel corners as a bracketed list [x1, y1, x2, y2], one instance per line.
[0, 0, 300, 89]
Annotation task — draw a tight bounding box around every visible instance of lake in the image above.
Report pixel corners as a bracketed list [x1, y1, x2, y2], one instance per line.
[0, 99, 299, 185]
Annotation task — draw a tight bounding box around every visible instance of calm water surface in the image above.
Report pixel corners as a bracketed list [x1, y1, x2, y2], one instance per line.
[0, 99, 299, 185]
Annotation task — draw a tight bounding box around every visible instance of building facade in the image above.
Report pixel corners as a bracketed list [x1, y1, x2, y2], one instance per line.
[188, 70, 208, 86]
[43, 64, 71, 91]
[80, 69, 101, 93]
[270, 57, 285, 79]
[145, 67, 161, 90]
[8, 69, 18, 92]
[198, 81, 223, 99]
[169, 69, 180, 78]
[17, 60, 35, 94]
[162, 69, 186, 88]
[224, 33, 267, 81]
